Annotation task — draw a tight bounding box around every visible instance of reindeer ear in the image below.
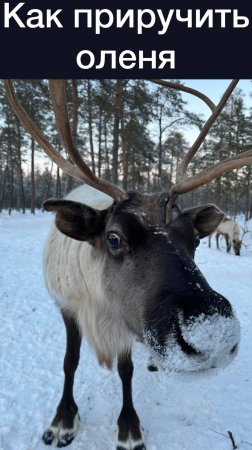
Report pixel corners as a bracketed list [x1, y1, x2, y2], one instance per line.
[43, 199, 108, 241]
[182, 204, 225, 238]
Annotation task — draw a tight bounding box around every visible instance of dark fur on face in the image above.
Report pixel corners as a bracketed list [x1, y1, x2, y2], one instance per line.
[233, 239, 242, 256]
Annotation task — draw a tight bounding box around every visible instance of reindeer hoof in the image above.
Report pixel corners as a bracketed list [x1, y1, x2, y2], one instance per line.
[57, 432, 75, 447]
[42, 429, 54, 445]
[42, 411, 80, 447]
[117, 445, 146, 450]
[147, 364, 158, 372]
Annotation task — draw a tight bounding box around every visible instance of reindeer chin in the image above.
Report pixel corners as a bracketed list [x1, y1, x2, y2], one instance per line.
[145, 313, 240, 373]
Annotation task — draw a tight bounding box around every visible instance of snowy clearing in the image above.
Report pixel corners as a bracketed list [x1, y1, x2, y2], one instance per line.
[0, 210, 252, 450]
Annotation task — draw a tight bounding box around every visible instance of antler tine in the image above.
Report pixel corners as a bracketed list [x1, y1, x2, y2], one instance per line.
[149, 79, 216, 112]
[48, 80, 127, 202]
[171, 149, 252, 196]
[4, 80, 127, 203]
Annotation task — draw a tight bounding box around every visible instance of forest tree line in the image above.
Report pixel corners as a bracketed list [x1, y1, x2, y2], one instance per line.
[0, 79, 252, 218]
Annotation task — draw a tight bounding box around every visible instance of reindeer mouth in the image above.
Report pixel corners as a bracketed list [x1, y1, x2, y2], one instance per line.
[175, 324, 199, 356]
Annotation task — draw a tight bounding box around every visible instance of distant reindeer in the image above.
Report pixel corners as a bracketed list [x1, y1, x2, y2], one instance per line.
[209, 217, 242, 255]
[6, 79, 251, 450]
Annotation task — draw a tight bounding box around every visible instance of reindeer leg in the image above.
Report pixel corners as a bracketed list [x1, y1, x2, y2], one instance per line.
[225, 234, 231, 252]
[116, 351, 146, 450]
[42, 312, 81, 447]
[216, 233, 220, 249]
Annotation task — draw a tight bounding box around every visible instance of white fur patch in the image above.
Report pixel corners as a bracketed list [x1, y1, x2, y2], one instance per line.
[45, 425, 59, 440]
[116, 434, 145, 450]
[58, 413, 80, 438]
[66, 184, 113, 209]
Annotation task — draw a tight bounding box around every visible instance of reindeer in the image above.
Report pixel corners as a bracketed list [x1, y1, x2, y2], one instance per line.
[216, 217, 241, 255]
[5, 79, 252, 450]
[209, 216, 242, 255]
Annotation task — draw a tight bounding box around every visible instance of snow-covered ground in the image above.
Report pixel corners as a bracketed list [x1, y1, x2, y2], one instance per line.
[0, 209, 252, 450]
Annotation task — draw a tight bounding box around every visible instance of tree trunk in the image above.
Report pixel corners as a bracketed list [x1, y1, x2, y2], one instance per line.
[215, 176, 221, 206]
[233, 169, 238, 217]
[56, 166, 62, 198]
[245, 168, 251, 220]
[87, 80, 96, 175]
[66, 80, 79, 193]
[131, 148, 136, 190]
[30, 138, 35, 214]
[8, 142, 14, 215]
[112, 80, 123, 185]
[17, 122, 26, 213]
[147, 153, 151, 193]
[0, 165, 8, 211]
[169, 154, 174, 187]
[98, 107, 102, 178]
[44, 161, 53, 201]
[157, 106, 164, 187]
[121, 120, 129, 191]
[104, 121, 111, 181]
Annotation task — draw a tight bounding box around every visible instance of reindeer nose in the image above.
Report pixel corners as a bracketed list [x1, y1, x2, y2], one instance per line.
[201, 293, 233, 318]
[216, 298, 233, 317]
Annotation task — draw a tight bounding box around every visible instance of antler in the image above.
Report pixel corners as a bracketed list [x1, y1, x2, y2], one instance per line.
[150, 79, 252, 220]
[4, 79, 127, 203]
[240, 220, 250, 249]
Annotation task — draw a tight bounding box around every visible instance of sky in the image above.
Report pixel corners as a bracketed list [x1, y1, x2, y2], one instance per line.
[177, 79, 252, 145]
[181, 79, 251, 114]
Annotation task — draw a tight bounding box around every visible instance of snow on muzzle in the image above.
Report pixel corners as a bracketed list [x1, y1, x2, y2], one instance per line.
[145, 294, 240, 373]
[179, 312, 239, 370]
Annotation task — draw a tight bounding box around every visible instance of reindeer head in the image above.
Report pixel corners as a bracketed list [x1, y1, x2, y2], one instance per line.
[233, 238, 242, 256]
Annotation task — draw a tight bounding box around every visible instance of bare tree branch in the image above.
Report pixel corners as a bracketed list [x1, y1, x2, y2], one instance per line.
[149, 79, 216, 112]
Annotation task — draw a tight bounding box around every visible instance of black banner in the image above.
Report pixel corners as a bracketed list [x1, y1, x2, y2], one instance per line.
[0, 0, 251, 78]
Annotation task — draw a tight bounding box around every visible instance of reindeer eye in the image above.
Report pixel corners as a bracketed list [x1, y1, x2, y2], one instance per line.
[195, 236, 200, 248]
[107, 232, 121, 250]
